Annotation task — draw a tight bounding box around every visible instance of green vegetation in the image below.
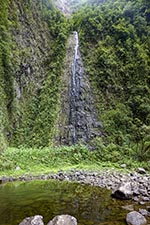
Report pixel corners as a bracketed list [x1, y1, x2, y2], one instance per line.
[0, 0, 13, 151]
[0, 0, 150, 170]
[0, 145, 149, 177]
[0, 0, 69, 148]
[72, 0, 150, 161]
[12, 0, 70, 148]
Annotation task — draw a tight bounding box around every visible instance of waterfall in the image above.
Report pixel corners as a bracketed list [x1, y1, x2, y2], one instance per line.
[55, 31, 102, 145]
[68, 31, 102, 145]
[69, 31, 79, 144]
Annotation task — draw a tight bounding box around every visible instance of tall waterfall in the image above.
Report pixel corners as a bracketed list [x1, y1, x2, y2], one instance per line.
[69, 31, 79, 143]
[55, 31, 102, 145]
[68, 31, 102, 144]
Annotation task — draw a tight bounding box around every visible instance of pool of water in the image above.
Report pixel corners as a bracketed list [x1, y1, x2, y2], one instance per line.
[0, 179, 134, 225]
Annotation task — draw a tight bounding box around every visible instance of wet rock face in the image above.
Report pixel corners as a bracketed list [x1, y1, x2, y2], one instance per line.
[55, 32, 102, 145]
[47, 215, 77, 225]
[68, 31, 102, 145]
[11, 1, 51, 101]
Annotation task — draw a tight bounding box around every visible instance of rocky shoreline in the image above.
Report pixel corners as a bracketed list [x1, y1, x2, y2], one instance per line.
[1, 169, 150, 225]
[0, 168, 150, 203]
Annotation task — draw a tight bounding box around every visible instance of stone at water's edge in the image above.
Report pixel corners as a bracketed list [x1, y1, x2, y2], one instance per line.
[19, 215, 44, 225]
[111, 182, 133, 200]
[47, 215, 77, 225]
[126, 211, 147, 225]
[19, 215, 77, 225]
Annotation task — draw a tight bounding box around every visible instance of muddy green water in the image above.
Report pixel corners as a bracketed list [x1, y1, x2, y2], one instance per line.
[0, 180, 133, 225]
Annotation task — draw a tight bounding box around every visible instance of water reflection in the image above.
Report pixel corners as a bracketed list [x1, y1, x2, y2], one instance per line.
[0, 180, 130, 225]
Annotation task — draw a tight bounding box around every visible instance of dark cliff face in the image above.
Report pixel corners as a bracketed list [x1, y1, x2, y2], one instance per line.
[11, 1, 52, 98]
[54, 32, 102, 146]
[68, 32, 102, 145]
[0, 0, 68, 149]
[0, 0, 103, 149]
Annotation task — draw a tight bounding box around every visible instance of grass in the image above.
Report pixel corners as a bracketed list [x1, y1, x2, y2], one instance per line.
[0, 144, 149, 177]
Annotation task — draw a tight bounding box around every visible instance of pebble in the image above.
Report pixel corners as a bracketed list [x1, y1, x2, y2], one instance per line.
[137, 168, 146, 174]
[139, 209, 148, 216]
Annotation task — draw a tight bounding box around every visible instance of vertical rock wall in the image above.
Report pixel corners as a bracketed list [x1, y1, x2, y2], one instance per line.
[55, 32, 102, 145]
[9, 0, 52, 146]
[0, 0, 67, 148]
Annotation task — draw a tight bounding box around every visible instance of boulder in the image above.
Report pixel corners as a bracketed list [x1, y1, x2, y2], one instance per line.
[126, 211, 147, 225]
[19, 215, 44, 225]
[47, 215, 77, 225]
[111, 182, 133, 200]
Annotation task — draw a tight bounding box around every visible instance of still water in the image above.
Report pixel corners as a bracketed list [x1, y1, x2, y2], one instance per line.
[0, 179, 132, 225]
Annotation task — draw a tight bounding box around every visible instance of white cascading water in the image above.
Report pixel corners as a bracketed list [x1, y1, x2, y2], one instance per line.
[56, 31, 102, 145]
[69, 31, 79, 144]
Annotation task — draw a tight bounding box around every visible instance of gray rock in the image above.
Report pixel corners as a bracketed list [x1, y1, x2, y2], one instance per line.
[16, 166, 21, 171]
[19, 215, 44, 225]
[139, 209, 148, 216]
[137, 168, 146, 174]
[133, 190, 140, 196]
[47, 215, 77, 225]
[126, 211, 147, 225]
[142, 196, 150, 201]
[139, 201, 146, 205]
[139, 188, 148, 196]
[133, 196, 139, 202]
[111, 182, 133, 200]
[120, 164, 126, 168]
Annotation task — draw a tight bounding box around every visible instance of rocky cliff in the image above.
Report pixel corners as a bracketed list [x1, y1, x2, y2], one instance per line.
[54, 32, 102, 146]
[0, 0, 103, 150]
[0, 0, 68, 149]
[54, 0, 71, 16]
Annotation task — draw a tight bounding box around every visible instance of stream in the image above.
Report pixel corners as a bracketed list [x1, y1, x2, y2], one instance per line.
[0, 179, 133, 225]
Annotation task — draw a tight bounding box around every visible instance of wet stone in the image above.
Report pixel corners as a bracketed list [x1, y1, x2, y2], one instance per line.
[139, 209, 148, 216]
[133, 196, 140, 202]
[19, 215, 44, 225]
[47, 214, 77, 225]
[126, 211, 147, 225]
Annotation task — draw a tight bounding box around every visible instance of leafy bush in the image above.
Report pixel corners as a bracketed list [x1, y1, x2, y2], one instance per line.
[72, 0, 150, 155]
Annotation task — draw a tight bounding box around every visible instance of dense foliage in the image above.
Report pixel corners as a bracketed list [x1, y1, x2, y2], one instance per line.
[1, 0, 150, 165]
[13, 0, 69, 147]
[0, 145, 149, 175]
[0, 0, 69, 149]
[72, 0, 150, 160]
[0, 0, 12, 150]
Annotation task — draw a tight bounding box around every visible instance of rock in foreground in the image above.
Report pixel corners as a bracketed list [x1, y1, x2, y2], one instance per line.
[47, 215, 77, 225]
[126, 211, 147, 225]
[19, 215, 44, 225]
[111, 182, 133, 200]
